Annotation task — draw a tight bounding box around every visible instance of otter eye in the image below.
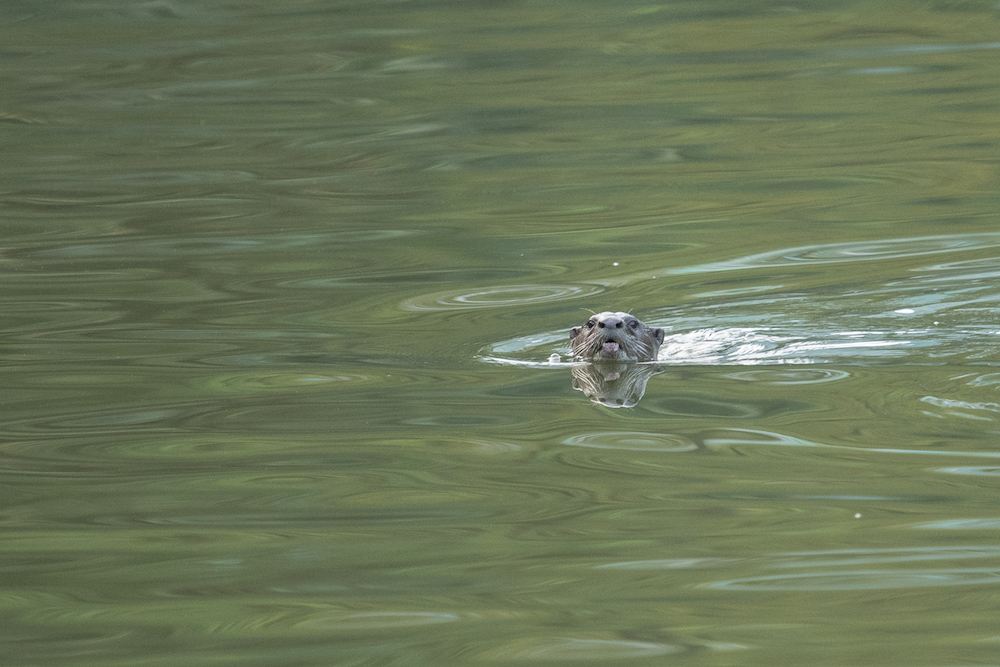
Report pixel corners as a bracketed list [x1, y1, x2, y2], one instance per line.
[629, 320, 638, 329]
[586, 320, 596, 329]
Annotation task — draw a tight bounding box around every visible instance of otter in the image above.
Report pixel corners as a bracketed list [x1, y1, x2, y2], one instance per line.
[570, 311, 664, 362]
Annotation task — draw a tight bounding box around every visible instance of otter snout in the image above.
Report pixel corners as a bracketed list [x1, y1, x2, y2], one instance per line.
[592, 316, 624, 354]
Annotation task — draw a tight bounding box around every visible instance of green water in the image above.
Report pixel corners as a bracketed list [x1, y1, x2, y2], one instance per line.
[5, 1, 1000, 665]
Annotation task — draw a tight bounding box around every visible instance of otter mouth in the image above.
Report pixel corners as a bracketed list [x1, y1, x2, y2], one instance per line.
[601, 340, 620, 355]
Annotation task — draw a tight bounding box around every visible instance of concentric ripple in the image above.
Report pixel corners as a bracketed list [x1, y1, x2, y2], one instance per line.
[563, 431, 697, 452]
[669, 232, 1000, 274]
[704, 569, 1000, 591]
[402, 284, 603, 311]
[724, 369, 851, 384]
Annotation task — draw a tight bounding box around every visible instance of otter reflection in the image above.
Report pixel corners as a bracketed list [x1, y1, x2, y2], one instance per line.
[569, 312, 664, 407]
[571, 361, 661, 408]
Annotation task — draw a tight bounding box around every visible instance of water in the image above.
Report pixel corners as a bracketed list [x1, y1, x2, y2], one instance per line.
[5, 1, 1000, 665]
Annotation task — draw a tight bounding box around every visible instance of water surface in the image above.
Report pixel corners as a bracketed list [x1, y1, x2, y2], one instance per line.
[5, 1, 1000, 665]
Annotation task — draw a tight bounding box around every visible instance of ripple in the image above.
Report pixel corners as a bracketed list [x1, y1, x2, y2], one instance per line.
[669, 232, 1000, 274]
[724, 369, 851, 384]
[658, 328, 805, 364]
[553, 449, 678, 477]
[32, 230, 414, 259]
[642, 396, 767, 419]
[402, 284, 603, 311]
[563, 432, 697, 452]
[299, 611, 462, 631]
[96, 170, 259, 187]
[919, 255, 1000, 281]
[284, 267, 534, 289]
[597, 558, 737, 570]
[915, 519, 1000, 530]
[661, 328, 919, 365]
[0, 434, 372, 480]
[705, 569, 1000, 591]
[490, 637, 682, 660]
[836, 41, 1000, 58]
[848, 66, 918, 76]
[704, 429, 1000, 461]
[208, 372, 372, 394]
[920, 396, 1000, 420]
[775, 546, 1000, 568]
[403, 414, 522, 427]
[937, 466, 1000, 476]
[479, 331, 573, 367]
[692, 547, 1000, 593]
[966, 373, 1000, 388]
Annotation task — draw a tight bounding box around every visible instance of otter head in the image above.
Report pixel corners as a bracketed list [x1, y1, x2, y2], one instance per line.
[570, 311, 665, 362]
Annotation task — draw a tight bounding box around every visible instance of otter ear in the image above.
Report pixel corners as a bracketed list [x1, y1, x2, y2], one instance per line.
[570, 327, 581, 340]
[652, 328, 664, 345]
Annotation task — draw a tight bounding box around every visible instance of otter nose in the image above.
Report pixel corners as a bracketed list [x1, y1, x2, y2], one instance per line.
[598, 317, 624, 329]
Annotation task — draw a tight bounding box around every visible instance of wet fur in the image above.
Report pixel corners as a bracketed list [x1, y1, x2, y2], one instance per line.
[570, 311, 664, 362]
